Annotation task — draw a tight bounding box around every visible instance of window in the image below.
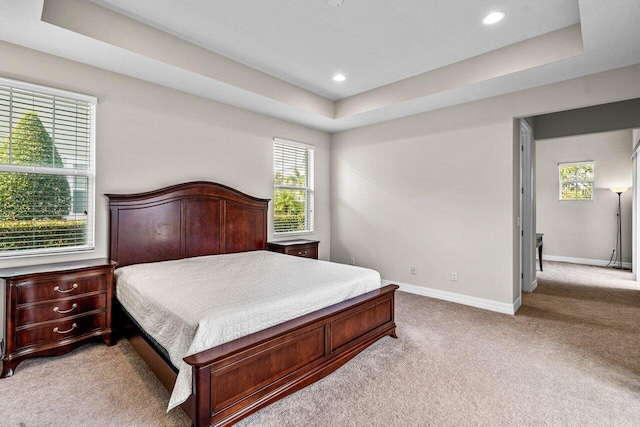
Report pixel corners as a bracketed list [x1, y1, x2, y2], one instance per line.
[0, 78, 96, 257]
[273, 138, 314, 234]
[559, 161, 594, 200]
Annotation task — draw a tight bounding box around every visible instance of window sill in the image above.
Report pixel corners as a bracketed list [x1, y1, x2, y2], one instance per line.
[273, 231, 314, 238]
[0, 246, 95, 260]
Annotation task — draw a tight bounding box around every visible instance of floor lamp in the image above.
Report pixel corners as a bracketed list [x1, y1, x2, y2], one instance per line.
[610, 187, 629, 270]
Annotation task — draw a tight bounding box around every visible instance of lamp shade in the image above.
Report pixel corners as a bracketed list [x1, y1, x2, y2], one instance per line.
[610, 187, 628, 194]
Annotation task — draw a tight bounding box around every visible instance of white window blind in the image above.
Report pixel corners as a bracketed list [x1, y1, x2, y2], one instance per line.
[0, 77, 96, 257]
[559, 161, 594, 201]
[273, 138, 314, 234]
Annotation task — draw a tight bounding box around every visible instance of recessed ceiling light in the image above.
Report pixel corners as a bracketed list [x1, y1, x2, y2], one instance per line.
[332, 74, 346, 82]
[483, 11, 505, 25]
[328, 0, 344, 7]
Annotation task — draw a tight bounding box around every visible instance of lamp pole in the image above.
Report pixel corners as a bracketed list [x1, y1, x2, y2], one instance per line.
[615, 191, 623, 269]
[610, 187, 629, 270]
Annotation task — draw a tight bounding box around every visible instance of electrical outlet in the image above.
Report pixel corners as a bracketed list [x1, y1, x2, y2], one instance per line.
[451, 271, 458, 281]
[411, 266, 417, 275]
[350, 256, 356, 265]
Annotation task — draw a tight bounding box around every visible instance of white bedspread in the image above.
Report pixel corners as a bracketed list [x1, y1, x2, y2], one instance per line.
[114, 250, 382, 410]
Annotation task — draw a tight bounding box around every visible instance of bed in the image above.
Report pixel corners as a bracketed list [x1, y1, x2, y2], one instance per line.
[107, 181, 398, 427]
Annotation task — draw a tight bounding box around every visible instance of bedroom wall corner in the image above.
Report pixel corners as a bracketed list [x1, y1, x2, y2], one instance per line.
[0, 40, 332, 268]
[330, 118, 516, 306]
[330, 64, 640, 313]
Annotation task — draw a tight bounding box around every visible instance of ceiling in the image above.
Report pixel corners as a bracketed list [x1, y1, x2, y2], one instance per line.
[0, 0, 639, 132]
[90, 0, 580, 100]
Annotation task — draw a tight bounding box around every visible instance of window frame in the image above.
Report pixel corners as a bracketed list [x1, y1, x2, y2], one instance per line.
[558, 161, 594, 201]
[273, 137, 314, 236]
[0, 77, 97, 258]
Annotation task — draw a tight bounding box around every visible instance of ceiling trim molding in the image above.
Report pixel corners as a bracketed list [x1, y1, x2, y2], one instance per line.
[0, 0, 630, 132]
[41, 0, 336, 119]
[41, 0, 584, 124]
[336, 24, 583, 119]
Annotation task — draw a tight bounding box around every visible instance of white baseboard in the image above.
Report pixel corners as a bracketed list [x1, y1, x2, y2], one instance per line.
[513, 295, 522, 313]
[523, 279, 538, 293]
[542, 255, 631, 269]
[384, 279, 519, 315]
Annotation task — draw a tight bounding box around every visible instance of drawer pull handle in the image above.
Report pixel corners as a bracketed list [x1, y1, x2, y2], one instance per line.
[299, 251, 307, 255]
[54, 283, 78, 293]
[53, 303, 78, 314]
[53, 323, 77, 334]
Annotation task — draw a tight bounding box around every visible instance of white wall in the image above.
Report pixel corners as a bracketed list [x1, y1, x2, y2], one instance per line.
[0, 41, 331, 268]
[536, 130, 632, 264]
[331, 64, 640, 309]
[332, 119, 515, 306]
[332, 122, 514, 305]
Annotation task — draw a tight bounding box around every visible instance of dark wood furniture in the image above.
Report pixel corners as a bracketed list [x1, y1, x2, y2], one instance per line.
[1, 258, 116, 378]
[107, 181, 397, 427]
[268, 239, 319, 259]
[536, 233, 544, 271]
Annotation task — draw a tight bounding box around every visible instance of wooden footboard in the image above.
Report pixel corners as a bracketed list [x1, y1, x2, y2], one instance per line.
[182, 284, 398, 427]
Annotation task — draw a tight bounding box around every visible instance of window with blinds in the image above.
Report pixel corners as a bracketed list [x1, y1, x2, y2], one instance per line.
[273, 138, 314, 234]
[0, 78, 96, 257]
[559, 161, 594, 201]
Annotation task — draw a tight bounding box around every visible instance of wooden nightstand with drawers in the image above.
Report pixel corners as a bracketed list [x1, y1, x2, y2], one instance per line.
[0, 258, 116, 378]
[267, 239, 319, 259]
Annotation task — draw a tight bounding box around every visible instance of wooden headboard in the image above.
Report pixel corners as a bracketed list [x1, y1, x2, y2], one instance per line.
[107, 181, 269, 267]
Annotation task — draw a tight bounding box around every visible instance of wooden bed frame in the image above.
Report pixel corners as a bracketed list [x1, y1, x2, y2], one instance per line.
[107, 181, 398, 427]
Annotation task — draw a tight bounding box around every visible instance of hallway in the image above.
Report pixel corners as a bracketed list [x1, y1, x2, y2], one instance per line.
[520, 261, 640, 387]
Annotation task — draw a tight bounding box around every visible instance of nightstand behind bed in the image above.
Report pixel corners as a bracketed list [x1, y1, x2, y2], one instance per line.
[267, 239, 319, 259]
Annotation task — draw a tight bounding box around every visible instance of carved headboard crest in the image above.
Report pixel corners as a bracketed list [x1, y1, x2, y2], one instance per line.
[107, 181, 270, 267]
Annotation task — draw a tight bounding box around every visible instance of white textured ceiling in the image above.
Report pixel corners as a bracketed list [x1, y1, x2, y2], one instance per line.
[0, 0, 639, 132]
[90, 0, 580, 100]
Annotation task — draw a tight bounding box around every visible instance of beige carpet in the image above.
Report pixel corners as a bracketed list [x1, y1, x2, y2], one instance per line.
[2, 261, 639, 426]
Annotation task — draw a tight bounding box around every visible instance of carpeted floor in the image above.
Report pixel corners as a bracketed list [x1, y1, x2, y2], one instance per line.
[1, 261, 639, 426]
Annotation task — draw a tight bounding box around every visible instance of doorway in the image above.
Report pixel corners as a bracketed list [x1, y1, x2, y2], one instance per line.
[518, 98, 640, 304]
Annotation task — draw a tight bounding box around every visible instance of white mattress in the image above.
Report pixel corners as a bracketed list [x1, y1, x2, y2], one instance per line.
[114, 250, 382, 410]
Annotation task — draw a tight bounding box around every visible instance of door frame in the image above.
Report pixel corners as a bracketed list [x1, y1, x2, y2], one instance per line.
[632, 137, 639, 280]
[519, 119, 537, 294]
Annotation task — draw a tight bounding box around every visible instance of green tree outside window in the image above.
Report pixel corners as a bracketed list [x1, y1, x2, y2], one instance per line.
[273, 140, 313, 233]
[274, 169, 307, 232]
[559, 162, 594, 200]
[0, 112, 85, 252]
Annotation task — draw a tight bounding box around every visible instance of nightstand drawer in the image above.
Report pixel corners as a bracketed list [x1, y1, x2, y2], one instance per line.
[17, 273, 107, 304]
[17, 293, 107, 327]
[268, 239, 319, 260]
[285, 245, 318, 259]
[16, 312, 107, 349]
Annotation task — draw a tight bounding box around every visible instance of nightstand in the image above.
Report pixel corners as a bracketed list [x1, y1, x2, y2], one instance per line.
[268, 239, 319, 259]
[0, 258, 116, 378]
